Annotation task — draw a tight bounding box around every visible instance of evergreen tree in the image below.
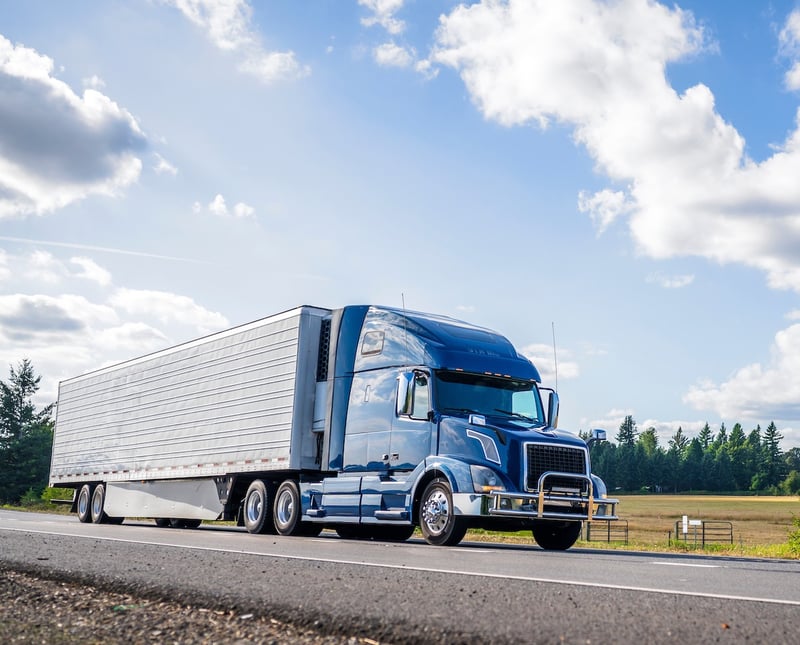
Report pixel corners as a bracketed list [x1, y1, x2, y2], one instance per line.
[615, 415, 638, 447]
[755, 421, 785, 490]
[698, 422, 713, 449]
[0, 360, 54, 504]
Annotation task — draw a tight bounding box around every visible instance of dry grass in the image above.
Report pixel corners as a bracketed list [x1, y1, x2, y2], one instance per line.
[467, 494, 800, 559]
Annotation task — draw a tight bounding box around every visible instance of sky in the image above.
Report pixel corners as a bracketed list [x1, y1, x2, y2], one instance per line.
[2, 0, 800, 450]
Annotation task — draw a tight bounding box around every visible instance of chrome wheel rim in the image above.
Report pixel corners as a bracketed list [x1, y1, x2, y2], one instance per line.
[422, 488, 449, 535]
[246, 491, 263, 524]
[275, 489, 294, 528]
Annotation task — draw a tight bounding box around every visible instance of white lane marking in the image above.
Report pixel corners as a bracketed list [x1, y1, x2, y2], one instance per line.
[2, 526, 798, 607]
[653, 562, 720, 569]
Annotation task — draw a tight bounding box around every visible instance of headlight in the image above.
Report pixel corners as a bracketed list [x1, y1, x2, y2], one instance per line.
[471, 465, 505, 493]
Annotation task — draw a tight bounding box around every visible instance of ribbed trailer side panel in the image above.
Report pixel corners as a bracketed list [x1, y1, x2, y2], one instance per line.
[50, 306, 330, 485]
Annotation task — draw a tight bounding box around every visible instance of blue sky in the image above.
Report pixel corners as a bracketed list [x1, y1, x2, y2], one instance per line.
[2, 0, 800, 449]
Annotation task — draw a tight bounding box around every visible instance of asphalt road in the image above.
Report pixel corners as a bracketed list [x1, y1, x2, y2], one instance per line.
[1, 509, 798, 644]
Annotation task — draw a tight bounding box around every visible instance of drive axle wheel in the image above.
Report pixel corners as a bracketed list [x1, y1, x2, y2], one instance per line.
[273, 480, 303, 536]
[418, 478, 467, 546]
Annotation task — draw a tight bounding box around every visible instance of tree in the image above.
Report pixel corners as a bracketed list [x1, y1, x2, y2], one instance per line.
[0, 360, 54, 504]
[753, 422, 785, 490]
[698, 422, 713, 450]
[615, 415, 638, 447]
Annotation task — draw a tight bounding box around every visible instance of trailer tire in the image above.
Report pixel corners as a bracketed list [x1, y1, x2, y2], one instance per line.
[77, 484, 92, 523]
[531, 520, 581, 550]
[90, 484, 108, 524]
[419, 478, 468, 546]
[273, 480, 304, 536]
[244, 480, 275, 534]
[154, 518, 170, 527]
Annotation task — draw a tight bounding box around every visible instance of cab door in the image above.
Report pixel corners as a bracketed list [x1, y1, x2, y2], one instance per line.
[390, 370, 434, 470]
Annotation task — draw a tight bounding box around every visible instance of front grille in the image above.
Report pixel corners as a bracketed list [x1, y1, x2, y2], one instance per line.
[525, 443, 587, 492]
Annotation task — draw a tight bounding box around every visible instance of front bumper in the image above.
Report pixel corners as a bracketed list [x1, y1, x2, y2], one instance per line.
[488, 472, 619, 522]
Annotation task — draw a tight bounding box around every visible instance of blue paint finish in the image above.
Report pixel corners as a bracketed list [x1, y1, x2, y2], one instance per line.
[311, 304, 611, 532]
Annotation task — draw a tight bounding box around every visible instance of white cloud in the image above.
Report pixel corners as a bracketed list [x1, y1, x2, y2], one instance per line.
[109, 287, 228, 332]
[578, 188, 634, 234]
[233, 202, 254, 218]
[646, 272, 695, 289]
[154, 153, 178, 175]
[208, 193, 228, 216]
[25, 250, 67, 284]
[779, 9, 800, 91]
[374, 41, 414, 68]
[684, 323, 800, 422]
[520, 342, 579, 384]
[359, 0, 406, 36]
[82, 74, 105, 89]
[0, 34, 146, 218]
[166, 0, 310, 82]
[204, 193, 255, 218]
[431, 1, 800, 295]
[70, 256, 112, 286]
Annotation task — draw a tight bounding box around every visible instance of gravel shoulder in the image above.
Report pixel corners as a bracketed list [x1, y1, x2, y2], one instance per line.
[0, 563, 378, 645]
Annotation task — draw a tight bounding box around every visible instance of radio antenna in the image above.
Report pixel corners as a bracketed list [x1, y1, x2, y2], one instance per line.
[551, 321, 559, 393]
[401, 292, 409, 367]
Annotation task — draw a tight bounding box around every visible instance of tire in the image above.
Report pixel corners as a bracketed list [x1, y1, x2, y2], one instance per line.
[532, 520, 582, 550]
[90, 484, 107, 524]
[244, 480, 274, 535]
[76, 484, 92, 523]
[182, 519, 202, 529]
[154, 518, 171, 528]
[169, 519, 188, 528]
[273, 480, 303, 536]
[418, 478, 468, 546]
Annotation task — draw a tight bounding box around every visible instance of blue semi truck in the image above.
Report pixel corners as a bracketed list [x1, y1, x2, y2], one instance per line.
[50, 304, 618, 550]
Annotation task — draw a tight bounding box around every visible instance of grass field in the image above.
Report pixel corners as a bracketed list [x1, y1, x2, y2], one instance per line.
[467, 494, 800, 559]
[8, 493, 800, 559]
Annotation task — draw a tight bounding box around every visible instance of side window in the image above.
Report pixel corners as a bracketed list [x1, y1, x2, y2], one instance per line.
[410, 373, 430, 420]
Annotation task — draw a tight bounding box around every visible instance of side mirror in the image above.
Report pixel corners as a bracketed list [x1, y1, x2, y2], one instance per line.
[586, 428, 607, 449]
[547, 391, 559, 428]
[396, 372, 414, 416]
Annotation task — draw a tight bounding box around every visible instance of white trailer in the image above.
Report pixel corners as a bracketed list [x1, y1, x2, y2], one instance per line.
[50, 305, 330, 525]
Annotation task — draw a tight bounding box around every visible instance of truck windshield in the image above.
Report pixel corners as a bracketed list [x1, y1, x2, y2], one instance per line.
[434, 370, 545, 426]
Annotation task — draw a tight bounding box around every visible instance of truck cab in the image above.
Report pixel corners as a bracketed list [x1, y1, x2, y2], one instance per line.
[301, 305, 617, 549]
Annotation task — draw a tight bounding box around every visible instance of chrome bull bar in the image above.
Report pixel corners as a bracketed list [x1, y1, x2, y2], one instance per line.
[489, 471, 619, 522]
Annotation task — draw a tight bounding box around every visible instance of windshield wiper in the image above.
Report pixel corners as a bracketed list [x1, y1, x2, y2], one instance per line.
[441, 407, 482, 416]
[494, 408, 536, 423]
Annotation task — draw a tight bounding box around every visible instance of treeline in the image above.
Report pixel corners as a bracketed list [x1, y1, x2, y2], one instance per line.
[584, 416, 800, 495]
[0, 359, 54, 504]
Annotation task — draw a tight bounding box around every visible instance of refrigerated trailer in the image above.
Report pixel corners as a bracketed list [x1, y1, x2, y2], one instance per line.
[50, 304, 617, 549]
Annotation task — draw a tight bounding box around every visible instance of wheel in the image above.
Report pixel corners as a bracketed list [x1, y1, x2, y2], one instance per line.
[76, 484, 92, 523]
[90, 484, 107, 524]
[418, 478, 468, 546]
[532, 521, 582, 550]
[154, 518, 170, 527]
[273, 480, 304, 536]
[169, 519, 188, 528]
[244, 480, 275, 534]
[182, 519, 202, 529]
